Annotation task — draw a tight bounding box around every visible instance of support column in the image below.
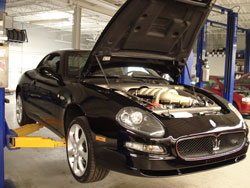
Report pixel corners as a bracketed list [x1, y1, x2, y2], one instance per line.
[0, 1, 6, 187]
[0, 0, 5, 12]
[72, 6, 81, 50]
[0, 88, 4, 188]
[244, 30, 250, 74]
[179, 51, 194, 85]
[195, 24, 207, 88]
[223, 11, 238, 103]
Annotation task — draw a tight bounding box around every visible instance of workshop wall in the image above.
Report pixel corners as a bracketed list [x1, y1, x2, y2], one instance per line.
[8, 26, 71, 90]
[192, 56, 226, 77]
[207, 33, 245, 51]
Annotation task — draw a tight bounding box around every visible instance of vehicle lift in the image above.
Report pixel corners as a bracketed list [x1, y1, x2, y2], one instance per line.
[0, 0, 66, 187]
[0, 93, 66, 188]
[190, 5, 250, 104]
[0, 95, 66, 188]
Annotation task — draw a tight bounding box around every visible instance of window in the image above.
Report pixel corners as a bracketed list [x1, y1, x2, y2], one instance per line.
[217, 78, 224, 84]
[39, 53, 60, 73]
[67, 54, 88, 78]
[204, 79, 221, 90]
[89, 66, 161, 78]
[240, 75, 250, 84]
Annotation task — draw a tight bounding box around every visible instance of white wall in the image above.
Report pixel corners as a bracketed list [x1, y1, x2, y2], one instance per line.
[8, 26, 71, 90]
[192, 56, 226, 77]
[207, 33, 246, 52]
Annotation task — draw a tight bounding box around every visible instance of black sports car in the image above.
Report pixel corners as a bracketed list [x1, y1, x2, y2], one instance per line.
[16, 0, 249, 183]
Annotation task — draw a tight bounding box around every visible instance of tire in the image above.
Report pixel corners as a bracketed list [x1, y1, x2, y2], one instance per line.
[16, 93, 35, 126]
[66, 116, 109, 183]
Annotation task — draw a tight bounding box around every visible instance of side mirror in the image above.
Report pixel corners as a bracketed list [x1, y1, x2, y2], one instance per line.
[38, 67, 64, 85]
[212, 86, 220, 91]
[39, 66, 54, 76]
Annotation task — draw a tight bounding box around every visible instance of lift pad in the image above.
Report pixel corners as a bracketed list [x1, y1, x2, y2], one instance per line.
[7, 123, 66, 149]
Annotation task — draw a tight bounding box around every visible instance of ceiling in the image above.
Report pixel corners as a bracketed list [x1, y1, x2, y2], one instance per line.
[6, 0, 121, 34]
[5, 0, 250, 43]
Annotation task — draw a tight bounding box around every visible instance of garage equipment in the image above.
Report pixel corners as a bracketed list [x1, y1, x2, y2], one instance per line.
[7, 123, 66, 149]
[178, 51, 194, 86]
[195, 5, 250, 104]
[1, 113, 66, 188]
[0, 4, 65, 188]
[1, 108, 66, 188]
[245, 30, 250, 73]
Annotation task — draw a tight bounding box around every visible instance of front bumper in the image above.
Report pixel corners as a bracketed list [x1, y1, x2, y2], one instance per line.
[93, 105, 249, 177]
[239, 102, 250, 114]
[94, 135, 249, 177]
[128, 142, 248, 177]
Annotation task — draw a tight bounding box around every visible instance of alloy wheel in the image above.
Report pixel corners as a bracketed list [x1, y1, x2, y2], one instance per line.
[16, 95, 23, 124]
[67, 124, 88, 177]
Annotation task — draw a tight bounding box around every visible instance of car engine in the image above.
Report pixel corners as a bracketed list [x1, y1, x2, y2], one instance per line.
[114, 85, 222, 117]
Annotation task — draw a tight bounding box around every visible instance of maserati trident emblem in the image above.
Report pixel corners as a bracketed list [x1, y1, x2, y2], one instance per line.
[212, 138, 221, 153]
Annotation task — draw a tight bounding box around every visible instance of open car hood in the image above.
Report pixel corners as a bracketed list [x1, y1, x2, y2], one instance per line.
[89, 0, 215, 63]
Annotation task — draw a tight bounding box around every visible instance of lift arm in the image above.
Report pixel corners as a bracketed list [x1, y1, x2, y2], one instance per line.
[6, 123, 66, 149]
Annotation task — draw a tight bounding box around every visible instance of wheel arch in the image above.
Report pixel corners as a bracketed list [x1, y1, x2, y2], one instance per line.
[16, 85, 21, 96]
[64, 104, 86, 134]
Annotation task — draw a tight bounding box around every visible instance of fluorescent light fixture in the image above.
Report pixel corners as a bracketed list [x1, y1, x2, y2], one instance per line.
[84, 0, 119, 11]
[0, 36, 8, 41]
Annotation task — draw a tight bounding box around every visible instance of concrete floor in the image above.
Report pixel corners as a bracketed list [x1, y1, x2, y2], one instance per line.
[3, 94, 250, 188]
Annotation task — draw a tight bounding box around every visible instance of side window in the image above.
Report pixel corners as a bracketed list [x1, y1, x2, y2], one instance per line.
[67, 54, 88, 78]
[39, 53, 61, 73]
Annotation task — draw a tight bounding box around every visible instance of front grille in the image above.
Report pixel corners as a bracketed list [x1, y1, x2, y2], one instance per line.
[176, 132, 246, 161]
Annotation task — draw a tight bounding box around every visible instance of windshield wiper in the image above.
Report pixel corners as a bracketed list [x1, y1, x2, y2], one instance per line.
[132, 75, 163, 79]
[86, 75, 120, 78]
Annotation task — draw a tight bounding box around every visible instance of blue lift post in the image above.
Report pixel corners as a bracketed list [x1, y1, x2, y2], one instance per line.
[223, 11, 238, 103]
[195, 24, 207, 88]
[179, 51, 194, 85]
[0, 1, 11, 187]
[244, 30, 250, 74]
[0, 88, 5, 188]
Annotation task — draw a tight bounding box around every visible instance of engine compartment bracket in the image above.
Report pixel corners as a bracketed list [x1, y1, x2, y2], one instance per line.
[6, 123, 66, 149]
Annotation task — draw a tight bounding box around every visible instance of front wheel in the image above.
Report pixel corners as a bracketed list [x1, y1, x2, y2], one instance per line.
[66, 116, 109, 183]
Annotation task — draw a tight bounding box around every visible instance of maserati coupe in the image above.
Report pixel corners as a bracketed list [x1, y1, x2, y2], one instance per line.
[16, 0, 249, 183]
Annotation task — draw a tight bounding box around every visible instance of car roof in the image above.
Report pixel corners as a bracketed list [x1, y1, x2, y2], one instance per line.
[50, 49, 91, 55]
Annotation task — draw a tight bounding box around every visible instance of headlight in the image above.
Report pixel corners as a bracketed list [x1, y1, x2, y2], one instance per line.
[242, 97, 250, 104]
[116, 107, 165, 138]
[228, 103, 243, 121]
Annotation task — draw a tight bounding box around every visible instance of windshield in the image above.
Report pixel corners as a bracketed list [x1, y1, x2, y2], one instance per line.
[88, 66, 162, 79]
[217, 78, 224, 84]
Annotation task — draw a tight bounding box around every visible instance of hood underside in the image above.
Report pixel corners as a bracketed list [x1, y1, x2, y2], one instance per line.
[89, 0, 215, 63]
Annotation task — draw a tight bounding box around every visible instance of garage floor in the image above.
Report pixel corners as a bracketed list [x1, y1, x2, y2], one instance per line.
[4, 94, 250, 188]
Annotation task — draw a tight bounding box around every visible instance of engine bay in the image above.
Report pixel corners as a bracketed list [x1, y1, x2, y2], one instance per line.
[114, 85, 222, 117]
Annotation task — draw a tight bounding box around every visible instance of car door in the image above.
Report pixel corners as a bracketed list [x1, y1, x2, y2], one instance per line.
[33, 53, 65, 132]
[49, 51, 90, 133]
